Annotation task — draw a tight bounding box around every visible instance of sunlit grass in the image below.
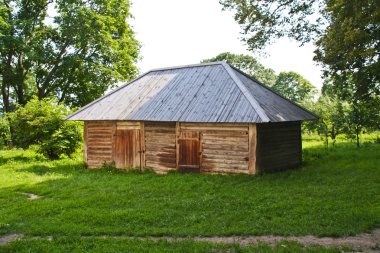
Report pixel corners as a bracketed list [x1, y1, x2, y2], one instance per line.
[0, 136, 379, 241]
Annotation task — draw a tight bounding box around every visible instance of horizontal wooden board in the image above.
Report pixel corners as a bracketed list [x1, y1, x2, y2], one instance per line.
[202, 143, 248, 152]
[85, 121, 115, 169]
[202, 153, 249, 161]
[144, 122, 176, 173]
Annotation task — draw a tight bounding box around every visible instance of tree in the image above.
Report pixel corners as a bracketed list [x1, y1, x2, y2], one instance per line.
[272, 71, 317, 104]
[219, 0, 380, 101]
[313, 95, 348, 148]
[345, 97, 380, 147]
[219, 0, 324, 50]
[0, 0, 140, 113]
[202, 52, 277, 86]
[314, 1, 380, 101]
[8, 96, 82, 158]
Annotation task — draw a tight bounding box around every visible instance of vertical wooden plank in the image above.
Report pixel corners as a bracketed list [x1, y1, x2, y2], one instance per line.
[83, 121, 88, 166]
[134, 129, 140, 168]
[176, 122, 180, 170]
[199, 132, 203, 172]
[115, 129, 125, 168]
[140, 122, 145, 170]
[248, 124, 257, 175]
[112, 121, 116, 162]
[298, 121, 302, 166]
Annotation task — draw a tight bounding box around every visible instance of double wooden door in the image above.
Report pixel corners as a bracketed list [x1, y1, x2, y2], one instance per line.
[115, 129, 141, 169]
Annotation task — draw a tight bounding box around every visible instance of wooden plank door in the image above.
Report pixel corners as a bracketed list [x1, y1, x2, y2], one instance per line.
[115, 129, 141, 169]
[178, 130, 200, 172]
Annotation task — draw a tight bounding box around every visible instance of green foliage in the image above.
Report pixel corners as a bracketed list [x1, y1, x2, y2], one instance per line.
[0, 0, 140, 112]
[220, 0, 379, 102]
[0, 138, 379, 238]
[39, 121, 82, 159]
[314, 0, 380, 100]
[0, 115, 11, 148]
[272, 71, 317, 104]
[202, 52, 277, 86]
[345, 98, 380, 147]
[8, 97, 81, 158]
[312, 96, 349, 148]
[219, 0, 323, 50]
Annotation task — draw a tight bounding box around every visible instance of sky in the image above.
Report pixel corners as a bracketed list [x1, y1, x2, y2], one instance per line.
[130, 0, 324, 89]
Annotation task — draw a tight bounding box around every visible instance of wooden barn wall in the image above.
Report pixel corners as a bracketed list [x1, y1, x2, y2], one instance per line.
[84, 121, 115, 168]
[83, 121, 257, 175]
[180, 123, 251, 174]
[144, 122, 177, 173]
[256, 121, 302, 172]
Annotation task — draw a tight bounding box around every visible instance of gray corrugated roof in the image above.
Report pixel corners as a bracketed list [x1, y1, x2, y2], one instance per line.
[65, 62, 318, 122]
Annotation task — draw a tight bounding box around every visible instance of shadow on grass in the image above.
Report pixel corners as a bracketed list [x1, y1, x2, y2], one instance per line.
[0, 154, 38, 165]
[18, 162, 85, 176]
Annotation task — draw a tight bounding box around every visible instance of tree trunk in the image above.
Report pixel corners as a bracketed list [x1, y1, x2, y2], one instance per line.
[1, 72, 11, 113]
[356, 129, 360, 148]
[15, 53, 26, 106]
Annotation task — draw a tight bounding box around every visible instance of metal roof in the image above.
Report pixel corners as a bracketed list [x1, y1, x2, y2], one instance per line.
[65, 62, 318, 122]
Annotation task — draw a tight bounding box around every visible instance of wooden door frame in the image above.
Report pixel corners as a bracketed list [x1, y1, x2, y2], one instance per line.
[114, 121, 143, 170]
[176, 123, 201, 172]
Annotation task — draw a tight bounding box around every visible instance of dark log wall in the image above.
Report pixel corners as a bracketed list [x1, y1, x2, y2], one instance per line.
[256, 121, 302, 172]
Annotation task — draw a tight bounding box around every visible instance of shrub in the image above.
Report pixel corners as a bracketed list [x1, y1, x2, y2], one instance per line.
[8, 97, 82, 159]
[39, 121, 82, 159]
[0, 115, 11, 148]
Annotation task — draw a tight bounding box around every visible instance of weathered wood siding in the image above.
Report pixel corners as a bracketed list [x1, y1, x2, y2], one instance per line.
[180, 123, 250, 174]
[256, 121, 302, 172]
[85, 121, 115, 168]
[144, 122, 176, 173]
[115, 121, 141, 169]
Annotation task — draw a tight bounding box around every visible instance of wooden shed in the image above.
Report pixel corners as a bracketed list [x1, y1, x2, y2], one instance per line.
[65, 62, 317, 174]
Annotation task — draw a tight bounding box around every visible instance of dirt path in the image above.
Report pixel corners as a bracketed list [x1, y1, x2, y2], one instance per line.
[192, 229, 380, 251]
[1, 229, 379, 251]
[0, 234, 24, 245]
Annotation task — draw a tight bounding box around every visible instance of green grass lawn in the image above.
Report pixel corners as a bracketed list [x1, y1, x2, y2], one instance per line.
[0, 136, 379, 252]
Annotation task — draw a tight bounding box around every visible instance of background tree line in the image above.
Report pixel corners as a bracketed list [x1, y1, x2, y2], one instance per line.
[203, 52, 380, 147]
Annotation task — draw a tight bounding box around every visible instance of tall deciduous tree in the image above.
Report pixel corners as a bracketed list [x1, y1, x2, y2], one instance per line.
[0, 0, 140, 113]
[272, 71, 316, 104]
[314, 0, 380, 100]
[202, 52, 277, 87]
[220, 0, 380, 101]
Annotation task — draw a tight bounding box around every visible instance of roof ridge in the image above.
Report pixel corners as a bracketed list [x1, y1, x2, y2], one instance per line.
[149, 61, 224, 72]
[64, 71, 152, 120]
[228, 64, 319, 120]
[221, 62, 270, 122]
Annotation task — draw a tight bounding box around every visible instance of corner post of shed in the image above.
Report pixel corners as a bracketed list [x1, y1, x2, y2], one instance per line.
[248, 123, 257, 175]
[83, 121, 88, 167]
[111, 121, 117, 162]
[175, 121, 180, 170]
[140, 121, 145, 171]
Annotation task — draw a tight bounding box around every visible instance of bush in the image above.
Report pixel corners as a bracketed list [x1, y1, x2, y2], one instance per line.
[39, 121, 82, 159]
[0, 115, 11, 148]
[8, 97, 82, 159]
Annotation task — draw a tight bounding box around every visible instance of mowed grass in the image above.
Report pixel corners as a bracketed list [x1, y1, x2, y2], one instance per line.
[0, 136, 379, 240]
